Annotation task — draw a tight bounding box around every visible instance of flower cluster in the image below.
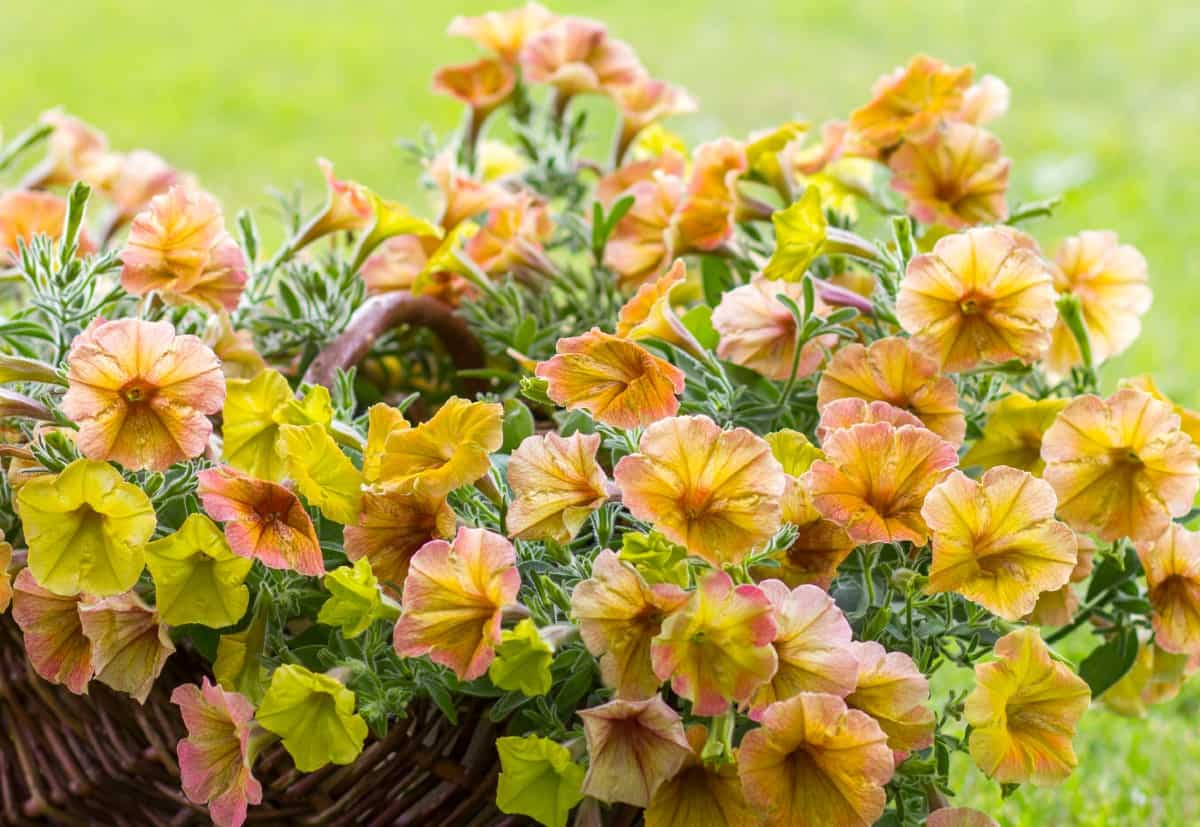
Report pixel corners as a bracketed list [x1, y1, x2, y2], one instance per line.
[0, 5, 1195, 827]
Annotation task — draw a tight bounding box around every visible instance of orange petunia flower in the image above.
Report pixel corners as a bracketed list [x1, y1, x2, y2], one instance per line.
[291, 159, 373, 251]
[0, 190, 94, 262]
[464, 192, 554, 277]
[845, 641, 935, 754]
[121, 186, 248, 311]
[889, 123, 1010, 228]
[923, 467, 1079, 620]
[613, 78, 697, 159]
[62, 318, 225, 471]
[650, 571, 778, 715]
[537, 329, 685, 429]
[674, 139, 748, 253]
[1041, 389, 1200, 543]
[712, 276, 834, 381]
[78, 591, 175, 704]
[447, 2, 558, 63]
[596, 150, 686, 209]
[506, 432, 609, 543]
[897, 227, 1058, 372]
[344, 488, 456, 590]
[818, 336, 965, 444]
[197, 466, 324, 576]
[1024, 533, 1095, 627]
[809, 419, 958, 545]
[964, 627, 1090, 786]
[816, 398, 924, 442]
[615, 415, 786, 566]
[10, 568, 94, 693]
[848, 54, 974, 152]
[432, 58, 516, 121]
[571, 550, 688, 699]
[1119, 375, 1200, 447]
[614, 258, 702, 355]
[360, 234, 436, 294]
[428, 150, 507, 231]
[392, 527, 521, 680]
[604, 174, 683, 290]
[518, 17, 643, 99]
[33, 108, 110, 187]
[961, 392, 1069, 476]
[1137, 523, 1200, 655]
[578, 695, 692, 807]
[645, 724, 757, 827]
[739, 692, 893, 827]
[376, 396, 503, 497]
[97, 149, 190, 220]
[1044, 231, 1151, 377]
[748, 580, 858, 718]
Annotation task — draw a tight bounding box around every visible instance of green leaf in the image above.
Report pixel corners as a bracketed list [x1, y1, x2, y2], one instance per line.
[257, 664, 369, 772]
[495, 736, 585, 827]
[214, 594, 271, 704]
[501, 399, 536, 453]
[700, 255, 734, 306]
[679, 305, 719, 350]
[1079, 626, 1139, 697]
[488, 619, 553, 696]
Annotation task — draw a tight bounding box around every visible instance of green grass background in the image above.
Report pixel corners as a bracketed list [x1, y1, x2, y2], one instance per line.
[3, 1, 1198, 823]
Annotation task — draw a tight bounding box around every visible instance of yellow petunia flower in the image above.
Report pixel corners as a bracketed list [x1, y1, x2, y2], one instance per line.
[256, 664, 368, 772]
[645, 724, 758, 827]
[276, 423, 364, 525]
[961, 392, 1069, 475]
[506, 431, 609, 543]
[889, 122, 1010, 228]
[222, 369, 332, 483]
[318, 558, 391, 639]
[1137, 523, 1200, 655]
[845, 641, 935, 754]
[848, 54, 974, 152]
[145, 513, 252, 628]
[376, 396, 502, 496]
[762, 187, 826, 283]
[1119, 375, 1200, 446]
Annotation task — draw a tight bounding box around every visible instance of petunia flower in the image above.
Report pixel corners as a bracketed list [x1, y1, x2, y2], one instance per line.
[748, 580, 858, 718]
[1137, 523, 1200, 655]
[674, 138, 748, 253]
[1041, 388, 1200, 542]
[1119, 375, 1200, 446]
[10, 568, 94, 693]
[0, 533, 10, 613]
[1100, 642, 1193, 718]
[816, 397, 925, 441]
[761, 187, 828, 283]
[288, 158, 373, 254]
[618, 530, 690, 587]
[645, 724, 757, 827]
[964, 627, 1090, 785]
[30, 108, 110, 187]
[464, 191, 554, 277]
[739, 692, 894, 827]
[318, 558, 393, 639]
[428, 150, 508, 231]
[392, 527, 521, 680]
[848, 54, 974, 152]
[506, 432, 608, 543]
[432, 57, 516, 122]
[1044, 230, 1151, 377]
[571, 550, 688, 698]
[488, 618, 554, 696]
[818, 336, 965, 444]
[809, 419, 958, 545]
[79, 591, 175, 704]
[597, 150, 686, 208]
[845, 641, 935, 754]
[63, 318, 225, 471]
[518, 17, 643, 100]
[222, 369, 332, 482]
[897, 227, 1058, 372]
[613, 77, 698, 161]
[256, 664, 368, 772]
[578, 695, 692, 807]
[447, 2, 558, 63]
[613, 258, 704, 356]
[145, 512, 252, 628]
[604, 174, 683, 290]
[0, 190, 94, 262]
[537, 328, 685, 429]
[923, 467, 1078, 620]
[889, 122, 1010, 228]
[957, 74, 1011, 125]
[615, 415, 786, 566]
[495, 735, 585, 827]
[961, 393, 1069, 475]
[344, 487, 456, 590]
[171, 678, 264, 827]
[376, 396, 502, 496]
[276, 423, 364, 525]
[927, 808, 1001, 827]
[650, 570, 778, 715]
[120, 186, 248, 311]
[197, 466, 324, 576]
[204, 313, 267, 380]
[360, 234, 435, 293]
[712, 276, 834, 381]
[98, 149, 190, 220]
[17, 458, 155, 596]
[746, 121, 811, 200]
[1024, 534, 1095, 627]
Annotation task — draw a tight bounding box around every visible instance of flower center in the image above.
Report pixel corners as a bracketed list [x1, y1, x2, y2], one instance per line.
[959, 296, 983, 316]
[121, 380, 155, 404]
[1110, 447, 1144, 470]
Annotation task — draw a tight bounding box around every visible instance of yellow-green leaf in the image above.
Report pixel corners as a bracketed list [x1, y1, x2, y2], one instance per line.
[145, 513, 251, 628]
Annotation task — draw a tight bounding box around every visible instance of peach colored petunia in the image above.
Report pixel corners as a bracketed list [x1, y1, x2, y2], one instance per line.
[518, 17, 643, 99]
[712, 276, 834, 381]
[428, 151, 507, 231]
[604, 174, 683, 291]
[571, 550, 688, 699]
[889, 123, 1010, 228]
[197, 466, 324, 576]
[79, 591, 175, 704]
[615, 415, 786, 566]
[392, 527, 521, 680]
[674, 139, 748, 252]
[596, 151, 686, 209]
[1041, 389, 1200, 543]
[817, 336, 965, 444]
[613, 78, 697, 159]
[964, 627, 1090, 786]
[291, 159, 373, 251]
[1024, 534, 1095, 627]
[464, 192, 554, 276]
[816, 398, 924, 442]
[204, 313, 267, 380]
[10, 568, 94, 693]
[845, 641, 935, 754]
[361, 235, 435, 294]
[645, 724, 758, 827]
[650, 571, 777, 715]
[537, 329, 685, 429]
[97, 149, 190, 220]
[578, 695, 692, 807]
[962, 393, 1069, 476]
[614, 259, 702, 356]
[506, 432, 608, 543]
[923, 467, 1079, 620]
[897, 227, 1058, 372]
[809, 420, 958, 545]
[1138, 523, 1200, 655]
[1045, 231, 1151, 377]
[748, 581, 858, 718]
[376, 396, 503, 496]
[848, 54, 974, 152]
[172, 678, 263, 827]
[432, 58, 516, 120]
[344, 488, 456, 590]
[447, 3, 558, 63]
[62, 318, 225, 471]
[739, 692, 894, 827]
[927, 808, 1000, 827]
[0, 190, 94, 261]
[1120, 375, 1200, 447]
[957, 75, 1010, 126]
[33, 108, 110, 187]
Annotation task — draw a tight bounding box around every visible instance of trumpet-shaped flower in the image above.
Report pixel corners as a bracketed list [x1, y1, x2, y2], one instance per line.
[361, 234, 435, 294]
[645, 724, 757, 827]
[614, 78, 698, 156]
[1024, 534, 1095, 627]
[1137, 523, 1200, 655]
[292, 159, 373, 250]
[17, 458, 155, 596]
[428, 150, 507, 230]
[222, 370, 332, 482]
[762, 187, 827, 283]
[614, 258, 702, 355]
[495, 735, 585, 827]
[964, 627, 1090, 785]
[318, 558, 390, 639]
[204, 313, 267, 380]
[675, 138, 747, 252]
[277, 423, 364, 524]
[650, 571, 778, 715]
[0, 190, 93, 261]
[957, 75, 1010, 125]
[98, 149, 189, 219]
[615, 415, 786, 566]
[818, 336, 965, 444]
[507, 432, 608, 542]
[809, 420, 958, 545]
[962, 393, 1069, 475]
[889, 123, 1010, 228]
[1045, 231, 1151, 377]
[1101, 642, 1193, 718]
[197, 466, 324, 576]
[344, 487, 456, 589]
[713, 276, 833, 381]
[597, 150, 686, 207]
[1119, 375, 1200, 446]
[604, 174, 682, 290]
[256, 664, 368, 772]
[448, 3, 558, 63]
[465, 192, 554, 276]
[171, 679, 263, 827]
[845, 641, 935, 753]
[537, 329, 685, 429]
[571, 550, 688, 699]
[488, 618, 554, 696]
[518, 17, 642, 98]
[579, 696, 691, 808]
[816, 398, 924, 441]
[432, 57, 516, 120]
[145, 513, 252, 628]
[749, 581, 858, 717]
[738, 692, 894, 827]
[377, 396, 502, 496]
[79, 591, 175, 703]
[898, 227, 1058, 372]
[392, 527, 521, 680]
[10, 568, 94, 693]
[848, 54, 973, 151]
[34, 108, 110, 186]
[63, 318, 225, 471]
[1041, 389, 1200, 542]
[923, 467, 1078, 620]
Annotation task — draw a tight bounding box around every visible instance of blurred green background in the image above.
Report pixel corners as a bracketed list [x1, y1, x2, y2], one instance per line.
[3, 1, 1197, 823]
